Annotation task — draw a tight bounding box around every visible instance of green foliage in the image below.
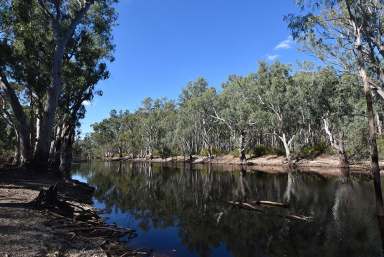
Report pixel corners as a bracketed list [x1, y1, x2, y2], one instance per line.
[249, 145, 284, 158]
[0, 0, 117, 167]
[78, 64, 374, 163]
[0, 117, 16, 160]
[199, 147, 222, 157]
[229, 149, 240, 158]
[297, 142, 330, 159]
[345, 121, 370, 161]
[158, 146, 172, 159]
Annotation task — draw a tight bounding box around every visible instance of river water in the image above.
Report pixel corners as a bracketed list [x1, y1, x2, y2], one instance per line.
[72, 161, 383, 257]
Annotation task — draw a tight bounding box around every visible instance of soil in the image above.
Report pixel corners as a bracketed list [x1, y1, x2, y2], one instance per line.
[0, 168, 148, 257]
[103, 154, 384, 177]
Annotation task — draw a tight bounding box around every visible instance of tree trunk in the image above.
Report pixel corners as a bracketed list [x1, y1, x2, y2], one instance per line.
[376, 111, 383, 136]
[59, 127, 74, 176]
[49, 125, 63, 169]
[13, 131, 21, 166]
[239, 131, 246, 162]
[337, 148, 349, 168]
[323, 118, 349, 168]
[34, 43, 66, 169]
[280, 133, 291, 163]
[0, 73, 33, 166]
[360, 66, 384, 217]
[336, 132, 349, 168]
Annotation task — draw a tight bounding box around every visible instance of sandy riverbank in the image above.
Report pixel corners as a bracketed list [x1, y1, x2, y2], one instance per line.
[0, 168, 148, 257]
[102, 154, 383, 177]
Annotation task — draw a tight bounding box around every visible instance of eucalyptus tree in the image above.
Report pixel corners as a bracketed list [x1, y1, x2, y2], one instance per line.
[292, 66, 358, 166]
[33, 0, 116, 167]
[91, 113, 117, 158]
[53, 27, 112, 172]
[176, 78, 218, 158]
[0, 0, 116, 169]
[287, 0, 384, 216]
[254, 62, 303, 162]
[137, 97, 177, 158]
[323, 73, 368, 165]
[137, 98, 157, 158]
[120, 112, 144, 158]
[213, 75, 257, 161]
[292, 64, 330, 147]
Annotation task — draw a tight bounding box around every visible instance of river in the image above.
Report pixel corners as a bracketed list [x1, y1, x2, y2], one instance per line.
[72, 161, 383, 257]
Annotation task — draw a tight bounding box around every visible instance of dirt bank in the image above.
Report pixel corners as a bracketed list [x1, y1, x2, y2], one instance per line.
[0, 168, 148, 257]
[104, 154, 383, 175]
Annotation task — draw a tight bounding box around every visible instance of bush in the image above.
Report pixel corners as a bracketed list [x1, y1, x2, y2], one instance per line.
[158, 146, 173, 159]
[229, 149, 240, 158]
[0, 149, 14, 164]
[345, 122, 369, 161]
[297, 141, 329, 159]
[200, 147, 222, 157]
[249, 144, 284, 157]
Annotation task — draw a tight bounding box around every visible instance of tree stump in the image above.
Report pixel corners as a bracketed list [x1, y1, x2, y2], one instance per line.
[31, 184, 74, 217]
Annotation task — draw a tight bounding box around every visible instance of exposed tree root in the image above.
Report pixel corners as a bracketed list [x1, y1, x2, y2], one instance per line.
[30, 184, 151, 256]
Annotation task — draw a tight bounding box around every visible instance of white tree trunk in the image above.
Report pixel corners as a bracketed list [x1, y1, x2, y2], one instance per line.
[278, 133, 294, 163]
[323, 118, 349, 167]
[34, 42, 66, 167]
[376, 112, 382, 136]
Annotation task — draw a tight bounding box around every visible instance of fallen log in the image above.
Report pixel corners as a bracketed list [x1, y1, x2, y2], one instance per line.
[33, 184, 150, 256]
[251, 200, 289, 208]
[228, 201, 312, 222]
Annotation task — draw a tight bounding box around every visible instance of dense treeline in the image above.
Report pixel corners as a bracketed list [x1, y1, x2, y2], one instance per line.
[79, 62, 383, 166]
[78, 0, 384, 220]
[0, 0, 117, 172]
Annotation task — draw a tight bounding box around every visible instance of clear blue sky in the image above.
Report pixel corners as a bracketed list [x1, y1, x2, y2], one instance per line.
[81, 0, 311, 135]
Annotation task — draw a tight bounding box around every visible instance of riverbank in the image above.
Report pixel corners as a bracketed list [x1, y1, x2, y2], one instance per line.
[0, 168, 149, 257]
[103, 154, 382, 175]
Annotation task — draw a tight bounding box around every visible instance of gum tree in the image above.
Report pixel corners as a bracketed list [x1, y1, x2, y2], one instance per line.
[0, 0, 116, 170]
[287, 0, 384, 217]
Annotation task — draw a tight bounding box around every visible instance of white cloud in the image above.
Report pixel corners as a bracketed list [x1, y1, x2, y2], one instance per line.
[274, 36, 293, 50]
[267, 54, 279, 61]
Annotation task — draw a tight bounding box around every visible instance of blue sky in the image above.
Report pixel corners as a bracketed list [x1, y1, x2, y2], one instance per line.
[81, 0, 311, 134]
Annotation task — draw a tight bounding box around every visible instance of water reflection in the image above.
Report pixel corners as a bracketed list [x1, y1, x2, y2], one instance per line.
[73, 162, 382, 257]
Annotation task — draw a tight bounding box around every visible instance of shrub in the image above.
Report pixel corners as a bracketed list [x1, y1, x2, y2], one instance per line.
[249, 144, 284, 157]
[229, 149, 240, 158]
[199, 147, 222, 157]
[297, 141, 329, 159]
[158, 146, 173, 159]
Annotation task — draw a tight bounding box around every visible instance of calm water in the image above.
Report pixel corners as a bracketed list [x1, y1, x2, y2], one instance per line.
[72, 161, 384, 257]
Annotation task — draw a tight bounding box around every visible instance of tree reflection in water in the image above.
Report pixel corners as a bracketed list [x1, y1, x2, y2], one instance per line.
[72, 162, 382, 257]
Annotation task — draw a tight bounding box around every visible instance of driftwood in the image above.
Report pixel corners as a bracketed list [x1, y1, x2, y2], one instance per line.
[228, 201, 312, 222]
[251, 200, 289, 208]
[32, 184, 151, 256]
